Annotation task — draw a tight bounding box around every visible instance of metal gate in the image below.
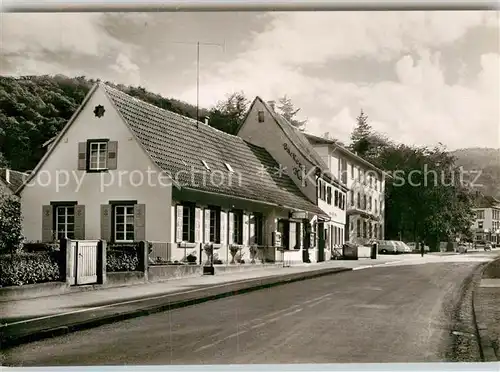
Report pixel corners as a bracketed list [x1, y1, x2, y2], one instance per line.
[70, 240, 99, 285]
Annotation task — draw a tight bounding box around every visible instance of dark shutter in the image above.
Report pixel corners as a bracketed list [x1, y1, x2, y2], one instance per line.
[78, 142, 87, 170]
[42, 205, 53, 242]
[107, 141, 118, 170]
[100, 204, 112, 241]
[74, 205, 86, 240]
[134, 204, 146, 241]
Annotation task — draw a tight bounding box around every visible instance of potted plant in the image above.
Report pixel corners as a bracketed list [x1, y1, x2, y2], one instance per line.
[235, 250, 245, 264]
[203, 243, 214, 266]
[186, 252, 197, 264]
[249, 245, 258, 264]
[229, 245, 239, 264]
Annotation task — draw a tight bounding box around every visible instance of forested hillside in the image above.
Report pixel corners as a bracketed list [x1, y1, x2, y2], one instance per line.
[451, 148, 500, 198]
[0, 75, 207, 171]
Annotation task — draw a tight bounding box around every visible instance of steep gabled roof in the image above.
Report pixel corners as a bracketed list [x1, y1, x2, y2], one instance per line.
[0, 168, 28, 193]
[241, 97, 347, 191]
[305, 132, 387, 176]
[474, 193, 500, 209]
[101, 84, 327, 216]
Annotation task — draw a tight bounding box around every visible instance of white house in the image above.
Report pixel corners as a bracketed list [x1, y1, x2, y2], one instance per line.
[305, 134, 386, 245]
[16, 82, 328, 264]
[472, 193, 500, 245]
[237, 98, 348, 262]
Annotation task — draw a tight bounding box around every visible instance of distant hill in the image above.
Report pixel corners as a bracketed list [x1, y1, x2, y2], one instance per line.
[0, 75, 208, 172]
[450, 147, 500, 198]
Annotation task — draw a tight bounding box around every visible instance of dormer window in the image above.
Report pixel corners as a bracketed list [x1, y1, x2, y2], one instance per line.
[201, 160, 211, 171]
[225, 163, 234, 172]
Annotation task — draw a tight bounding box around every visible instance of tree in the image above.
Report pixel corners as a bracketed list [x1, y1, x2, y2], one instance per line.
[0, 152, 8, 168]
[350, 109, 372, 156]
[378, 143, 476, 251]
[276, 95, 307, 129]
[0, 192, 23, 255]
[207, 91, 249, 135]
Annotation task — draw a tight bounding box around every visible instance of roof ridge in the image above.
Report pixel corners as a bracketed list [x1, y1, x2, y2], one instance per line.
[102, 83, 246, 141]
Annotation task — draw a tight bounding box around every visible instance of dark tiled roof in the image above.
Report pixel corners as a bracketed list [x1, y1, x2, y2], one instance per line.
[475, 193, 500, 209]
[102, 84, 326, 216]
[259, 98, 330, 171]
[305, 132, 385, 176]
[0, 169, 28, 193]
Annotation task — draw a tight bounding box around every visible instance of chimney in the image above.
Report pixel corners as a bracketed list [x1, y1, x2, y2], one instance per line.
[267, 100, 275, 111]
[204, 116, 209, 125]
[5, 168, 10, 184]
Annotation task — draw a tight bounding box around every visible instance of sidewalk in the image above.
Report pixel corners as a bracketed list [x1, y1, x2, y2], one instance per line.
[474, 256, 500, 361]
[0, 254, 425, 348]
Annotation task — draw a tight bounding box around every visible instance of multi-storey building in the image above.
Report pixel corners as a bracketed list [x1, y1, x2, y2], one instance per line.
[305, 134, 386, 245]
[472, 193, 500, 245]
[237, 98, 348, 262]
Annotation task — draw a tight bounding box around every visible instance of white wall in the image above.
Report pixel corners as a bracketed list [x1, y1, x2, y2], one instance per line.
[21, 86, 172, 242]
[239, 100, 318, 203]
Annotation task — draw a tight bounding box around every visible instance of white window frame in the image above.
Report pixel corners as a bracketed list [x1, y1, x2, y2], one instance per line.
[114, 205, 135, 242]
[89, 141, 108, 170]
[56, 205, 75, 239]
[182, 204, 195, 243]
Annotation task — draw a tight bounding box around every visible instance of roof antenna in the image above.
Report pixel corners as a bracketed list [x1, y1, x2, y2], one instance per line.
[169, 39, 225, 129]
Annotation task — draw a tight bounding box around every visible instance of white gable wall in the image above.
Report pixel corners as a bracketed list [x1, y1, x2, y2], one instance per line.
[238, 100, 318, 203]
[21, 86, 172, 242]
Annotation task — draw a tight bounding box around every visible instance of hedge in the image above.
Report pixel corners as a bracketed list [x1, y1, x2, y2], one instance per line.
[0, 252, 62, 287]
[106, 243, 140, 272]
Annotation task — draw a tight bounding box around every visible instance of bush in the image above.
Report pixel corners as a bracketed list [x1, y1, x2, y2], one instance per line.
[0, 193, 23, 254]
[106, 243, 139, 272]
[0, 252, 62, 287]
[186, 253, 197, 263]
[22, 242, 60, 253]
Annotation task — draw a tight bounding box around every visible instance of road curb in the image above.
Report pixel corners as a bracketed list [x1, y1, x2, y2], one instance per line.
[472, 256, 500, 362]
[0, 266, 352, 349]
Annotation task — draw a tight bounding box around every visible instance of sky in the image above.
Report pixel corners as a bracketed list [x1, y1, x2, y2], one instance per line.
[1, 11, 499, 150]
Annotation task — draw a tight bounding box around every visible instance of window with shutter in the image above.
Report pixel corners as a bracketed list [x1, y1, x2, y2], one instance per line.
[114, 205, 135, 242]
[209, 207, 221, 243]
[55, 205, 75, 239]
[182, 203, 196, 242]
[87, 140, 108, 171]
[254, 213, 263, 246]
[232, 210, 243, 245]
[356, 220, 361, 238]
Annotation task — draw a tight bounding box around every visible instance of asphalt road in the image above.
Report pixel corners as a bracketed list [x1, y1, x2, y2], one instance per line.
[2, 261, 484, 366]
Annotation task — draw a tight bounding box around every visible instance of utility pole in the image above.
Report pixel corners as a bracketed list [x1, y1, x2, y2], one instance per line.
[171, 40, 225, 124]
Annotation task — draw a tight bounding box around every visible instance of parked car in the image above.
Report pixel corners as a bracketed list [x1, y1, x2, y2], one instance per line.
[484, 242, 492, 251]
[407, 242, 430, 252]
[377, 240, 399, 254]
[393, 241, 412, 253]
